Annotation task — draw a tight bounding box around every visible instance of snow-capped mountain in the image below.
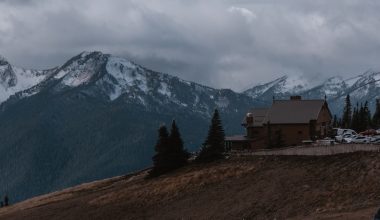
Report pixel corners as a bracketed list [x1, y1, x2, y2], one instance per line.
[10, 51, 253, 117]
[244, 75, 311, 99]
[244, 72, 380, 115]
[0, 55, 54, 103]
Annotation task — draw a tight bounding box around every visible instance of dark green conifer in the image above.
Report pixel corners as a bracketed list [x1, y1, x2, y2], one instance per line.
[373, 99, 380, 129]
[332, 115, 338, 128]
[4, 195, 8, 206]
[168, 120, 189, 167]
[197, 109, 226, 162]
[363, 101, 371, 130]
[341, 94, 352, 128]
[149, 125, 171, 177]
[149, 121, 189, 177]
[351, 103, 359, 131]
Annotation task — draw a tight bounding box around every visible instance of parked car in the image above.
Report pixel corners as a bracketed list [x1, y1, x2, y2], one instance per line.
[350, 135, 371, 144]
[342, 135, 355, 143]
[333, 128, 357, 136]
[370, 135, 380, 143]
[335, 133, 354, 143]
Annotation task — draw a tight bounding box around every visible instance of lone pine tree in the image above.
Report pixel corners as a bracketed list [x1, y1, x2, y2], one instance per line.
[197, 109, 226, 162]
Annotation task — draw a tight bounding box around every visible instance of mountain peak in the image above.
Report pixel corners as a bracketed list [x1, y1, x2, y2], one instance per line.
[243, 74, 310, 99]
[79, 51, 105, 58]
[54, 51, 108, 87]
[0, 55, 9, 65]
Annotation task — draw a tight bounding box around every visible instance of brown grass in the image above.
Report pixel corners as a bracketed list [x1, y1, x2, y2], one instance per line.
[1, 152, 380, 220]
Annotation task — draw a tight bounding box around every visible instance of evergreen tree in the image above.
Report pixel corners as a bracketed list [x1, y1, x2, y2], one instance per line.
[332, 115, 338, 128]
[363, 101, 371, 130]
[4, 195, 8, 206]
[149, 125, 171, 177]
[149, 122, 190, 177]
[197, 109, 226, 162]
[373, 99, 380, 129]
[341, 94, 352, 128]
[358, 103, 365, 131]
[355, 102, 371, 131]
[351, 103, 359, 132]
[168, 120, 189, 167]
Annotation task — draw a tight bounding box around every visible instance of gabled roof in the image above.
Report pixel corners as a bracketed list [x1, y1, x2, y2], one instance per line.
[265, 99, 327, 124]
[250, 108, 269, 127]
[242, 108, 269, 127]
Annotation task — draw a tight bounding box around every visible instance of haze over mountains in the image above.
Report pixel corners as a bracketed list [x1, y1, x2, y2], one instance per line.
[0, 51, 379, 202]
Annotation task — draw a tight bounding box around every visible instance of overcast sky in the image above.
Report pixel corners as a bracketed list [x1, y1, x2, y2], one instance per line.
[1, 0, 380, 91]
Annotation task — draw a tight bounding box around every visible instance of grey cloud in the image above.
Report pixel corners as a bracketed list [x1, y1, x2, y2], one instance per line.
[1, 0, 380, 90]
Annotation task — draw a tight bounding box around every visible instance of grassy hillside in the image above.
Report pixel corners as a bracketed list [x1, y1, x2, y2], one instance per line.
[1, 152, 380, 219]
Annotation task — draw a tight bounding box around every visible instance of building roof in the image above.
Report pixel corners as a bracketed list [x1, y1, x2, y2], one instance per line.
[265, 99, 327, 124]
[249, 108, 269, 127]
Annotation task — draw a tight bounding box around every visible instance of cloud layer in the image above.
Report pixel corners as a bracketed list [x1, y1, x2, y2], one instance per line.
[1, 0, 380, 90]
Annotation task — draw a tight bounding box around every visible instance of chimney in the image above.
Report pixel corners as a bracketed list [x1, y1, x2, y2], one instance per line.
[246, 113, 254, 125]
[290, 95, 302, 100]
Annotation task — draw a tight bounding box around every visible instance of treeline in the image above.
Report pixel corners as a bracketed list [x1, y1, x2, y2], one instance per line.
[333, 95, 380, 131]
[148, 109, 226, 178]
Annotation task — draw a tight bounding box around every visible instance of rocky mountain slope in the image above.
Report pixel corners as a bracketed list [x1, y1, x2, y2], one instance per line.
[0, 152, 379, 220]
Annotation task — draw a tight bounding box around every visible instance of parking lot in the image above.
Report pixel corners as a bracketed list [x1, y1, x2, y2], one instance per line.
[334, 128, 380, 144]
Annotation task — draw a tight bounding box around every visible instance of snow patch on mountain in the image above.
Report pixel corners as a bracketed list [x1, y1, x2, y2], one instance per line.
[0, 58, 50, 103]
[344, 76, 361, 87]
[278, 75, 310, 93]
[158, 82, 171, 97]
[60, 56, 99, 87]
[244, 75, 311, 99]
[105, 56, 150, 100]
[54, 70, 68, 79]
[319, 76, 345, 96]
[215, 96, 230, 108]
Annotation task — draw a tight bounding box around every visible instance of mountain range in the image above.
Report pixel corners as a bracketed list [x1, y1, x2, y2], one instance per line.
[244, 72, 380, 114]
[0, 51, 379, 202]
